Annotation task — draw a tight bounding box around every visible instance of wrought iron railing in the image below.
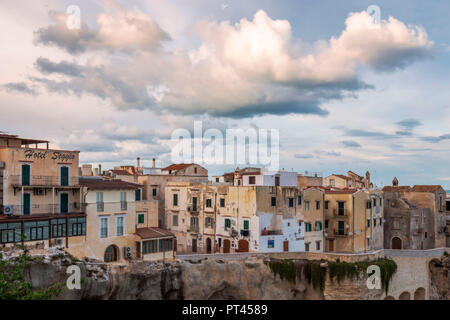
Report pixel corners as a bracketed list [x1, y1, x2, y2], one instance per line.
[10, 175, 79, 186]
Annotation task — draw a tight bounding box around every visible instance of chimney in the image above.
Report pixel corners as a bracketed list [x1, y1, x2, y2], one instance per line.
[137, 157, 141, 170]
[152, 158, 156, 169]
[365, 171, 370, 189]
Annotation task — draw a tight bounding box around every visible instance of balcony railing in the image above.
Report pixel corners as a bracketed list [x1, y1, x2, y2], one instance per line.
[240, 229, 250, 237]
[10, 175, 79, 187]
[188, 225, 199, 233]
[3, 203, 85, 216]
[89, 202, 130, 212]
[333, 208, 349, 217]
[261, 229, 282, 236]
[334, 229, 348, 237]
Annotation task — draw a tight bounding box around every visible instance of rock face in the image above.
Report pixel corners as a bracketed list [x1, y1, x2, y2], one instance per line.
[429, 255, 450, 300]
[18, 252, 448, 300]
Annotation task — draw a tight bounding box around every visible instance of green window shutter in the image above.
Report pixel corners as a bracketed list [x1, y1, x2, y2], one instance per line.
[23, 193, 31, 215]
[60, 167, 69, 186]
[271, 197, 276, 207]
[135, 189, 141, 201]
[244, 220, 249, 230]
[60, 193, 69, 213]
[138, 214, 145, 224]
[153, 188, 157, 197]
[173, 194, 178, 206]
[22, 164, 31, 186]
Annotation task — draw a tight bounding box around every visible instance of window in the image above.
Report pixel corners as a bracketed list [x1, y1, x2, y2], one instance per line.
[152, 188, 157, 197]
[99, 217, 109, 238]
[373, 199, 376, 207]
[51, 219, 67, 238]
[138, 214, 145, 224]
[225, 218, 231, 229]
[366, 201, 372, 209]
[0, 223, 22, 244]
[205, 217, 214, 228]
[271, 197, 276, 207]
[24, 221, 49, 241]
[249, 176, 256, 185]
[194, 167, 198, 174]
[305, 242, 310, 252]
[69, 217, 85, 237]
[338, 202, 345, 216]
[220, 198, 225, 207]
[367, 219, 371, 228]
[298, 196, 302, 205]
[305, 223, 312, 232]
[135, 189, 141, 201]
[216, 178, 219, 183]
[393, 220, 400, 229]
[206, 199, 212, 208]
[316, 241, 321, 251]
[379, 198, 382, 206]
[173, 194, 178, 206]
[21, 164, 31, 186]
[324, 201, 329, 210]
[173, 215, 178, 226]
[373, 218, 376, 227]
[143, 240, 158, 254]
[316, 201, 320, 210]
[96, 192, 104, 212]
[338, 221, 345, 235]
[325, 220, 329, 229]
[190, 217, 199, 231]
[60, 166, 69, 186]
[305, 201, 310, 211]
[330, 179, 335, 187]
[315, 221, 322, 231]
[288, 198, 294, 208]
[379, 218, 382, 225]
[115, 215, 125, 236]
[120, 192, 127, 210]
[192, 197, 198, 211]
[159, 238, 173, 252]
[243, 220, 249, 230]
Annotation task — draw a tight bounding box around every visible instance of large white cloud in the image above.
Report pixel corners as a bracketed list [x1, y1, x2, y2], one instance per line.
[12, 5, 435, 118]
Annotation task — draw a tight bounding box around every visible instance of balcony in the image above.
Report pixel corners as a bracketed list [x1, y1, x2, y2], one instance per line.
[261, 229, 282, 236]
[333, 229, 348, 237]
[240, 229, 250, 237]
[91, 202, 129, 213]
[10, 175, 79, 187]
[333, 208, 349, 217]
[188, 225, 199, 233]
[2, 203, 85, 216]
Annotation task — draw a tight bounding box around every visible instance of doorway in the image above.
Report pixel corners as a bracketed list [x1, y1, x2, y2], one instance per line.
[392, 237, 402, 249]
[192, 239, 197, 253]
[328, 239, 334, 252]
[23, 193, 31, 215]
[206, 238, 212, 254]
[223, 239, 231, 253]
[60, 166, 69, 186]
[60, 193, 69, 213]
[104, 245, 119, 262]
[22, 164, 31, 186]
[237, 239, 249, 252]
[283, 241, 289, 252]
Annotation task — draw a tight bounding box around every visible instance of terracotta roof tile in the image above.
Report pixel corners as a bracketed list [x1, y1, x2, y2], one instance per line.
[162, 164, 193, 171]
[135, 227, 175, 239]
[79, 178, 141, 190]
[411, 185, 444, 192]
[382, 186, 411, 192]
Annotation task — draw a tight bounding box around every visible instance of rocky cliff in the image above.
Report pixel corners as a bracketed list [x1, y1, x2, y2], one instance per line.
[21, 253, 393, 300]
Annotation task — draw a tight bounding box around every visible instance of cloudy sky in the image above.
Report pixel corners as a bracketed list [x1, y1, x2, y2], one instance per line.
[1, 0, 449, 189]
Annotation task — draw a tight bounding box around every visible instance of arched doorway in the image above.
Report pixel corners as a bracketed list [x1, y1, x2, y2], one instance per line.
[223, 239, 231, 253]
[399, 291, 411, 300]
[237, 239, 249, 252]
[414, 287, 425, 300]
[104, 245, 119, 262]
[392, 237, 402, 249]
[206, 238, 212, 254]
[384, 296, 395, 300]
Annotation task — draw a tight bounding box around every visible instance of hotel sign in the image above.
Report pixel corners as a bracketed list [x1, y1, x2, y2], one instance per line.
[24, 149, 76, 162]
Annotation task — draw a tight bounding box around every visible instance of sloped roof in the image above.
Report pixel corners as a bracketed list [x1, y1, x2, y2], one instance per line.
[110, 169, 134, 176]
[325, 188, 358, 194]
[411, 185, 444, 192]
[79, 178, 141, 190]
[382, 186, 412, 192]
[162, 164, 194, 171]
[135, 227, 175, 239]
[330, 174, 352, 180]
